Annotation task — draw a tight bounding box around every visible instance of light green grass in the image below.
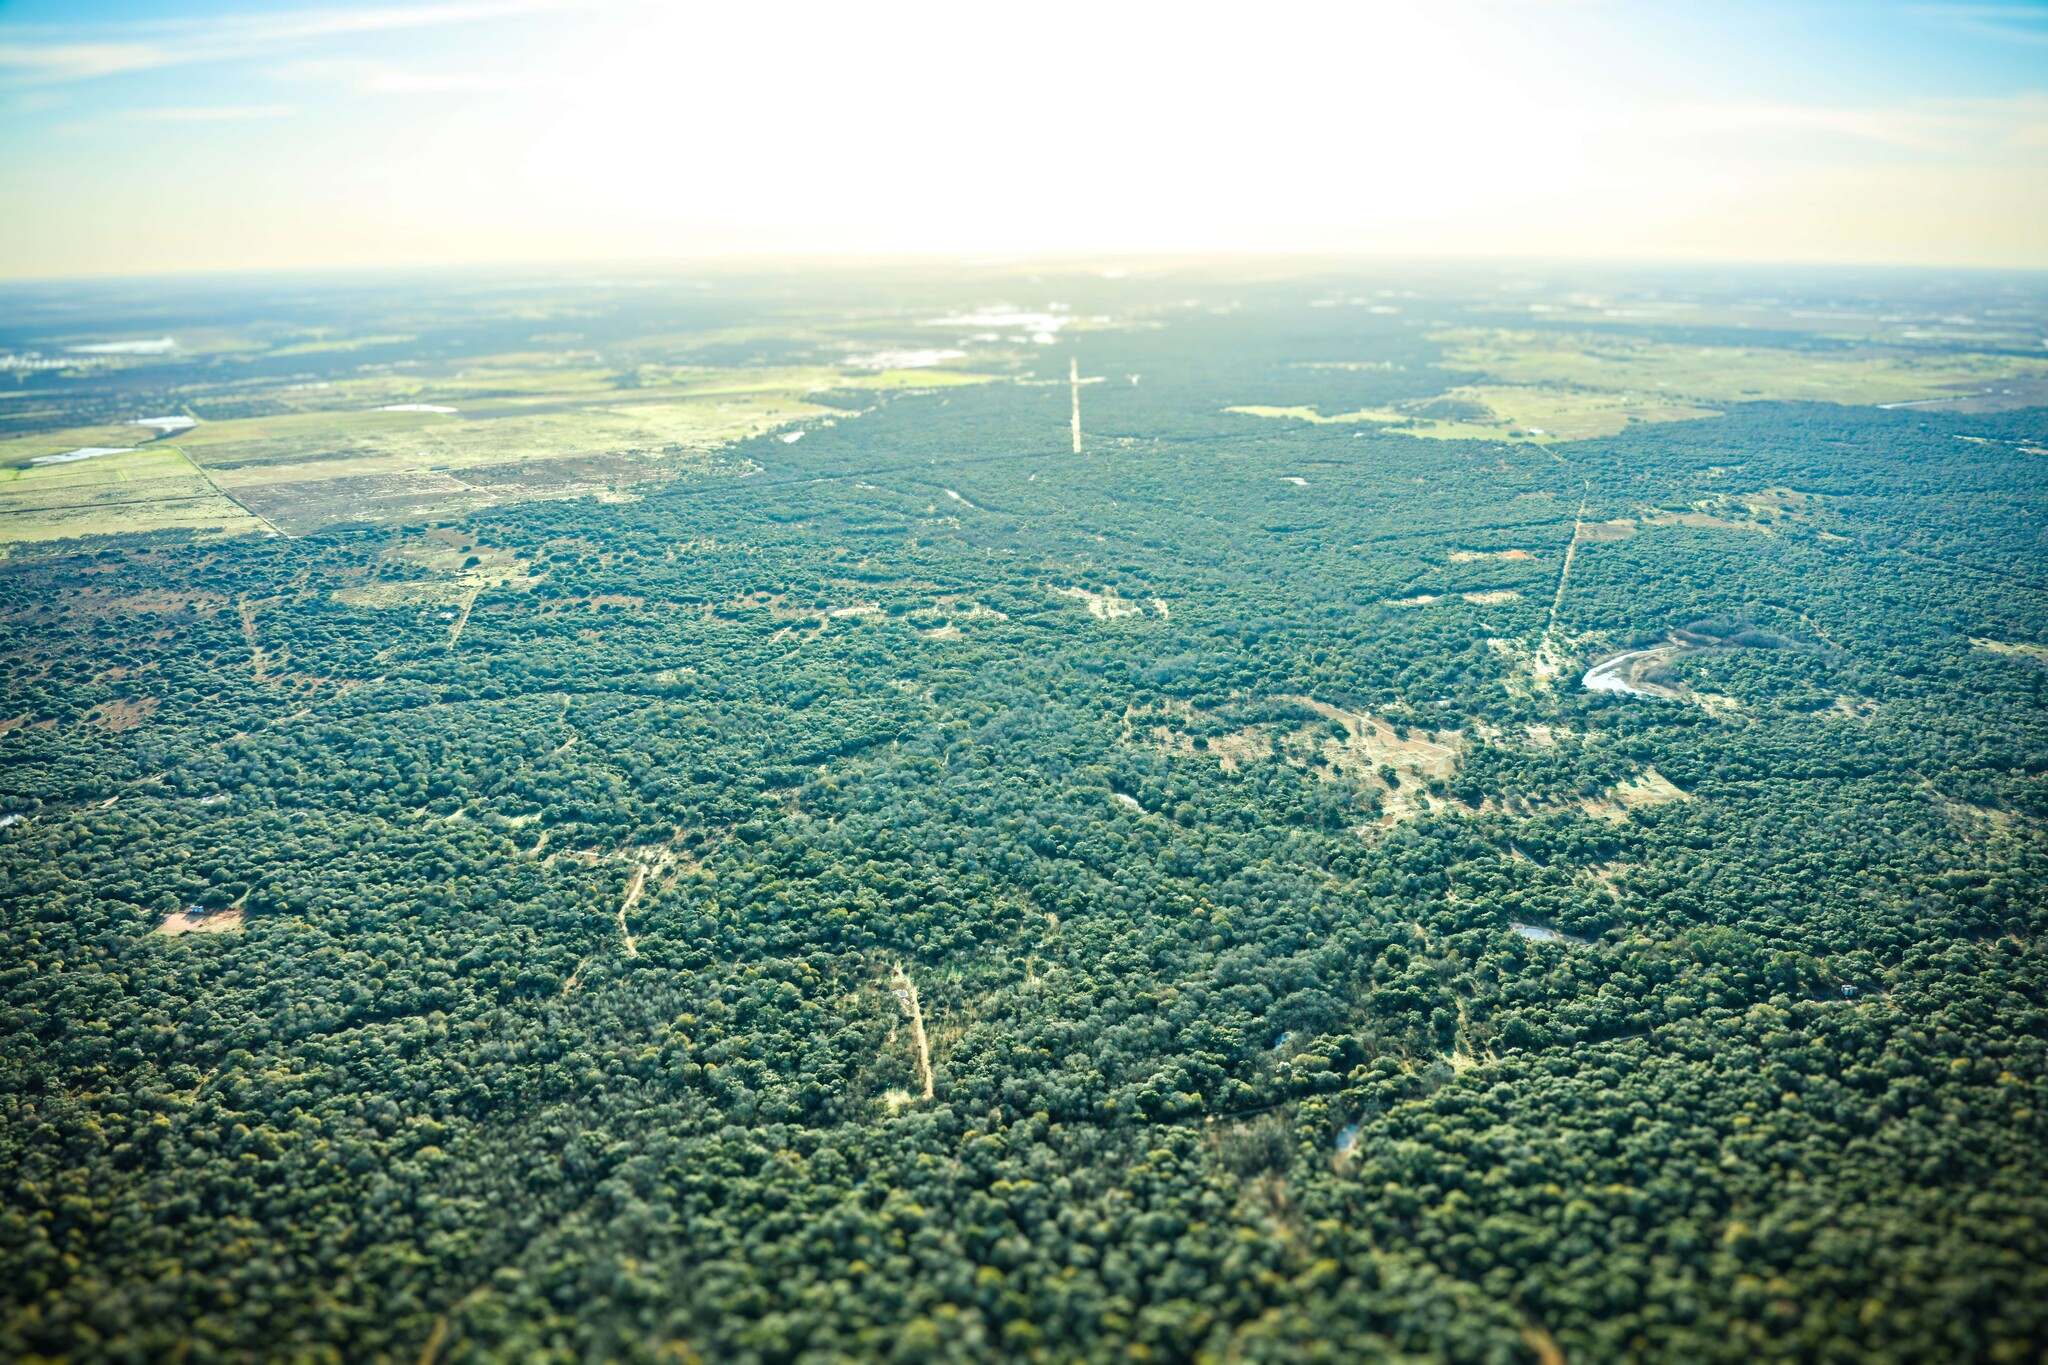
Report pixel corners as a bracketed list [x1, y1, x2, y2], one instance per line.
[1436, 329, 2048, 406]
[0, 446, 260, 544]
[1230, 330, 2046, 443]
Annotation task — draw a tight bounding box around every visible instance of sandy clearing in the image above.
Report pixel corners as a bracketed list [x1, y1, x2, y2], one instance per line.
[889, 965, 935, 1100]
[1147, 720, 1272, 773]
[1580, 766, 1691, 822]
[1281, 695, 1461, 778]
[1613, 766, 1689, 807]
[1462, 590, 1521, 605]
[1449, 548, 1532, 562]
[1055, 585, 1144, 620]
[829, 603, 880, 618]
[375, 403, 458, 413]
[156, 906, 244, 936]
[1139, 695, 1462, 818]
[1281, 476, 1308, 486]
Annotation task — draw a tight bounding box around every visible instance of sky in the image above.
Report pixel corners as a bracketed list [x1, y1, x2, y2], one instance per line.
[0, 0, 2045, 279]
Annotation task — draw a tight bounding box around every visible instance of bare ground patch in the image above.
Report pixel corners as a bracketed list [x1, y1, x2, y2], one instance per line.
[1053, 585, 1151, 620]
[1972, 638, 2048, 668]
[1641, 489, 1821, 536]
[156, 906, 244, 936]
[888, 965, 935, 1101]
[85, 696, 158, 732]
[1580, 767, 1691, 822]
[1134, 694, 1463, 832]
[1486, 637, 1562, 695]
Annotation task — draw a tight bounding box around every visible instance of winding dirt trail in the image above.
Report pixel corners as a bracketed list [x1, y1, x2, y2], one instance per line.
[616, 862, 646, 958]
[416, 1283, 492, 1365]
[560, 858, 649, 996]
[889, 965, 934, 1099]
[1520, 1321, 1566, 1365]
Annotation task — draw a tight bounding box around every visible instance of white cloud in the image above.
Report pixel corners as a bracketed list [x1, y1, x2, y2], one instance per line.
[274, 57, 564, 94]
[122, 103, 297, 122]
[0, 0, 618, 84]
[0, 41, 170, 81]
[1659, 93, 2048, 161]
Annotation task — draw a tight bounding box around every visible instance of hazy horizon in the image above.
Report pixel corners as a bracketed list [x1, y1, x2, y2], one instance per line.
[3, 0, 2046, 279]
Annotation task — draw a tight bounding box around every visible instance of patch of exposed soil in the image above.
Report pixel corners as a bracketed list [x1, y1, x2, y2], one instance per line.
[1972, 637, 2048, 668]
[1054, 585, 1147, 620]
[85, 696, 158, 732]
[156, 906, 244, 936]
[1135, 695, 1463, 832]
[888, 965, 935, 1101]
[1579, 767, 1690, 822]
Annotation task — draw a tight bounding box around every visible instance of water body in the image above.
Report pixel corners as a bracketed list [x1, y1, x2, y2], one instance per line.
[1335, 1123, 1361, 1155]
[1582, 646, 1682, 699]
[67, 337, 175, 355]
[30, 447, 133, 466]
[1512, 921, 1590, 946]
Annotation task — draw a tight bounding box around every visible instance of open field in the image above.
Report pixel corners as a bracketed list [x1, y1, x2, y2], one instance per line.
[0, 361, 998, 543]
[0, 444, 262, 544]
[1437, 329, 2048, 408]
[1231, 328, 2048, 443]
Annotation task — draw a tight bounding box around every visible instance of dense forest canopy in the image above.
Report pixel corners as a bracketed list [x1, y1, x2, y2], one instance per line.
[1, 263, 2045, 1362]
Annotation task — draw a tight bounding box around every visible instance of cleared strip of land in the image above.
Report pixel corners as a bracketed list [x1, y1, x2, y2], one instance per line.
[890, 965, 934, 1099]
